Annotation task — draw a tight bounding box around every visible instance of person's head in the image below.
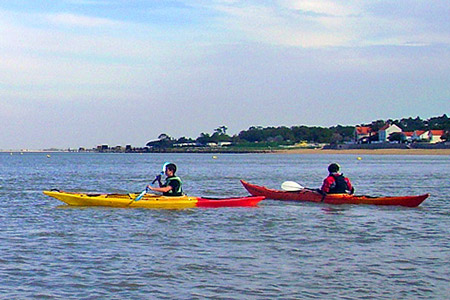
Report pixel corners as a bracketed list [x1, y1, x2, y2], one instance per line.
[328, 163, 340, 173]
[165, 163, 177, 176]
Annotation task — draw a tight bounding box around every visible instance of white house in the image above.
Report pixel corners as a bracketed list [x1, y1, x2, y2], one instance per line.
[354, 126, 373, 143]
[424, 130, 445, 143]
[378, 124, 402, 142]
[403, 131, 414, 142]
[412, 130, 427, 141]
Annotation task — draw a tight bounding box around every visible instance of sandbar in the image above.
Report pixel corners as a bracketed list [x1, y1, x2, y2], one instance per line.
[274, 148, 450, 156]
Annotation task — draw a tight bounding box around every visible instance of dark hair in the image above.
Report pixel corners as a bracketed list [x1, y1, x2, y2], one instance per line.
[166, 163, 177, 174]
[328, 163, 340, 173]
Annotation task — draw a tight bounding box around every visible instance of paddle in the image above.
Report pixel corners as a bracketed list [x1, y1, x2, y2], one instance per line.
[282, 180, 329, 203]
[134, 162, 171, 201]
[281, 181, 305, 191]
[134, 187, 148, 201]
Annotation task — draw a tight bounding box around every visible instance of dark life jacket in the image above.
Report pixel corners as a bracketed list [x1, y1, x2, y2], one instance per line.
[329, 174, 350, 194]
[163, 176, 183, 196]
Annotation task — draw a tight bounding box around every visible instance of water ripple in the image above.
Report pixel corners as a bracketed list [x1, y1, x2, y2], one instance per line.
[1, 153, 450, 299]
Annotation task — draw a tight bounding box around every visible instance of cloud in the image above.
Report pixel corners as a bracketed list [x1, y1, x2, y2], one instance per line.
[0, 2, 449, 149]
[208, 4, 350, 47]
[188, 0, 450, 48]
[0, 9, 180, 105]
[66, 0, 111, 5]
[279, 0, 362, 16]
[45, 12, 123, 27]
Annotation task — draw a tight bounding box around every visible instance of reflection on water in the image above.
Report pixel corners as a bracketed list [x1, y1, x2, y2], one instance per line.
[320, 206, 349, 215]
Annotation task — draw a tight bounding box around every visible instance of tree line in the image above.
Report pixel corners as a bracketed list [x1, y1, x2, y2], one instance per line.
[361, 114, 450, 132]
[146, 114, 449, 149]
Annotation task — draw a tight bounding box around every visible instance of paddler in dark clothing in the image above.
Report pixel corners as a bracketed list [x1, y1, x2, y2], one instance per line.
[321, 163, 354, 194]
[147, 163, 183, 196]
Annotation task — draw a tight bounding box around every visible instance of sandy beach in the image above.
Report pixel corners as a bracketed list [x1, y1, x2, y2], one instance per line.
[275, 148, 450, 156]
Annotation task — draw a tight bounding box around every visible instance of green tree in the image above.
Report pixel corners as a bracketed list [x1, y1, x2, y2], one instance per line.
[367, 120, 386, 132]
[158, 133, 171, 141]
[196, 133, 212, 145]
[388, 132, 406, 143]
[176, 136, 195, 144]
[428, 114, 450, 130]
[398, 116, 425, 131]
[238, 126, 265, 142]
[330, 133, 343, 145]
[146, 133, 174, 149]
[214, 126, 228, 135]
[211, 126, 231, 143]
[331, 125, 355, 142]
[291, 126, 310, 142]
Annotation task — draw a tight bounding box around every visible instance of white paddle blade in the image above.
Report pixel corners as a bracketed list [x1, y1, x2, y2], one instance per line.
[281, 181, 304, 191]
[135, 190, 147, 201]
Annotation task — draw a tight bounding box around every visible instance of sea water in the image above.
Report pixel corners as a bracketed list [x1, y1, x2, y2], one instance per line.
[0, 152, 449, 299]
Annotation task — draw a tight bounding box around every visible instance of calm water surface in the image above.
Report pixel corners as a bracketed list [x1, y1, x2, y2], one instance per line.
[0, 153, 449, 299]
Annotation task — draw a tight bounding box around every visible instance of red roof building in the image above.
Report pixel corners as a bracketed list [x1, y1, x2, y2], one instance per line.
[428, 130, 445, 143]
[354, 126, 373, 143]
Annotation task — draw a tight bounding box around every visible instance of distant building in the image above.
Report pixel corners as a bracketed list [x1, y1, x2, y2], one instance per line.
[412, 130, 427, 141]
[378, 124, 402, 142]
[173, 142, 197, 147]
[392, 129, 445, 143]
[425, 130, 445, 143]
[403, 131, 414, 142]
[354, 126, 373, 143]
[112, 145, 124, 152]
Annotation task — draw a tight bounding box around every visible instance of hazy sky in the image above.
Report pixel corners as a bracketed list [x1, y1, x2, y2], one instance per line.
[1, 1, 449, 149]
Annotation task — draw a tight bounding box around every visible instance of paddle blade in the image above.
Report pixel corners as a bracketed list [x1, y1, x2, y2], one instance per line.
[281, 181, 304, 191]
[134, 189, 147, 201]
[162, 162, 171, 172]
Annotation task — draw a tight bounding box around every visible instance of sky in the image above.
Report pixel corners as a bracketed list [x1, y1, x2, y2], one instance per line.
[1, 0, 449, 149]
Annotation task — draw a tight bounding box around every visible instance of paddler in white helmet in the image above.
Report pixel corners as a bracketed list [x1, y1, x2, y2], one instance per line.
[147, 163, 183, 196]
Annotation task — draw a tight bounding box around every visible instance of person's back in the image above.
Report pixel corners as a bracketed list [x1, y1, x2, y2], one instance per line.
[163, 174, 183, 196]
[321, 163, 354, 194]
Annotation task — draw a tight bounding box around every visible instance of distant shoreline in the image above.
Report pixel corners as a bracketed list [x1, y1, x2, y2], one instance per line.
[2, 148, 450, 156]
[274, 148, 450, 155]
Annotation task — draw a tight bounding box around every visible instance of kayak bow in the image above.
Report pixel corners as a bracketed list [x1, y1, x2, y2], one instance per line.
[43, 190, 264, 209]
[241, 180, 428, 207]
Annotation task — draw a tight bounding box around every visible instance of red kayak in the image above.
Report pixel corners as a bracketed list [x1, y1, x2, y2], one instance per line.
[196, 196, 264, 208]
[241, 180, 429, 207]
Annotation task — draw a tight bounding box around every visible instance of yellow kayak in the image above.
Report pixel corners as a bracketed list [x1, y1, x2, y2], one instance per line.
[43, 190, 264, 209]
